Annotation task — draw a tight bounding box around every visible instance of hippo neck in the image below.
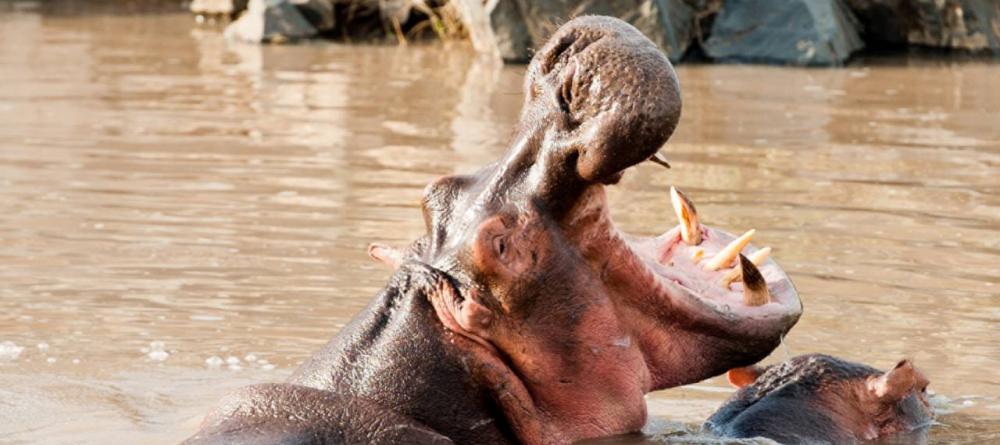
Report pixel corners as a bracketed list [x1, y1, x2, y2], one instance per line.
[286, 264, 516, 445]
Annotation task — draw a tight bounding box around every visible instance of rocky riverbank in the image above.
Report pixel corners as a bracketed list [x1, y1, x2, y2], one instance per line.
[191, 0, 1000, 65]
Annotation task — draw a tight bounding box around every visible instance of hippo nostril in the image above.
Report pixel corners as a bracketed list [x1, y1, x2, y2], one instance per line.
[540, 31, 605, 75]
[541, 33, 576, 75]
[557, 69, 573, 116]
[555, 59, 582, 131]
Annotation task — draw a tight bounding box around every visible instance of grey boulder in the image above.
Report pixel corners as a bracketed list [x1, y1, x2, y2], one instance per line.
[454, 0, 532, 62]
[455, 0, 697, 63]
[291, 0, 336, 33]
[224, 0, 318, 43]
[703, 0, 865, 65]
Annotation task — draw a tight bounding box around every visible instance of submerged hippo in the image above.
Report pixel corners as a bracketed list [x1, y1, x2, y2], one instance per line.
[184, 16, 802, 445]
[706, 354, 934, 444]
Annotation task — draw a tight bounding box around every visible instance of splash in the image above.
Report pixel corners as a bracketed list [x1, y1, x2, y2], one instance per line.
[0, 341, 24, 360]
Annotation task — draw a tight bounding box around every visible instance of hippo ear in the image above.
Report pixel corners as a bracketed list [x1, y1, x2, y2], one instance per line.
[868, 359, 927, 402]
[368, 243, 404, 270]
[727, 366, 764, 388]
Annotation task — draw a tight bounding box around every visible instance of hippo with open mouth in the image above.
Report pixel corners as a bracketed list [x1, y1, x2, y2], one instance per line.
[184, 15, 802, 445]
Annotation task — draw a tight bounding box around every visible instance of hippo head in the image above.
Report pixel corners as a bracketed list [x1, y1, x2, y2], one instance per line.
[709, 354, 934, 443]
[369, 16, 802, 442]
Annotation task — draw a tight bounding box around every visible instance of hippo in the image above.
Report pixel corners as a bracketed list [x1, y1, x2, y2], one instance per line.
[184, 15, 803, 445]
[705, 354, 934, 445]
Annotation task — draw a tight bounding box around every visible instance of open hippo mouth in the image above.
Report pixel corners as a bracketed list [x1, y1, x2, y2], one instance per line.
[563, 184, 801, 368]
[368, 15, 802, 443]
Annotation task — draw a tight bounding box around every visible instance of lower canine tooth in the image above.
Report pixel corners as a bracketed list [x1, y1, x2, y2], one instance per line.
[670, 187, 701, 245]
[704, 229, 755, 271]
[739, 254, 771, 306]
[720, 247, 771, 287]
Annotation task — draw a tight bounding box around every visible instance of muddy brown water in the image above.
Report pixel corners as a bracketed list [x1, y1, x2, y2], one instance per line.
[1, 5, 998, 445]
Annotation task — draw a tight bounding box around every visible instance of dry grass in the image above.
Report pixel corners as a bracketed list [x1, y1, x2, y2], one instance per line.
[401, 1, 467, 42]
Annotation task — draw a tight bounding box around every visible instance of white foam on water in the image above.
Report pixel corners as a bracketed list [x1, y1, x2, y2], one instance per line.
[0, 341, 25, 360]
[205, 356, 224, 368]
[146, 341, 169, 361]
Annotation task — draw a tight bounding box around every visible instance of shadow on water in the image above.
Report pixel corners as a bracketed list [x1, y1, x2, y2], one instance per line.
[0, 4, 997, 445]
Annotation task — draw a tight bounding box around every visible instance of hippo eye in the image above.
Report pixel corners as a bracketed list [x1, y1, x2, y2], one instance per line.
[493, 235, 509, 262]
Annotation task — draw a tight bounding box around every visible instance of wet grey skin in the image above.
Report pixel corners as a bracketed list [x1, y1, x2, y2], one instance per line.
[706, 354, 934, 445]
[184, 15, 802, 445]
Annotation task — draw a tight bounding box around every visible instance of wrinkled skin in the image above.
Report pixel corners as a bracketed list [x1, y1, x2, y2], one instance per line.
[706, 354, 934, 445]
[185, 16, 802, 445]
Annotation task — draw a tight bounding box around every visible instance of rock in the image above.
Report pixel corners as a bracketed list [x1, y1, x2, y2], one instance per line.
[190, 0, 249, 17]
[224, 0, 318, 43]
[455, 0, 697, 63]
[454, 0, 533, 62]
[702, 0, 865, 65]
[623, 0, 697, 62]
[290, 0, 336, 32]
[380, 0, 415, 25]
[904, 0, 1000, 54]
[846, 0, 999, 54]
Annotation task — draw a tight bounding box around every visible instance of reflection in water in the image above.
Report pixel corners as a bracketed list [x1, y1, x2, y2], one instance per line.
[0, 7, 997, 445]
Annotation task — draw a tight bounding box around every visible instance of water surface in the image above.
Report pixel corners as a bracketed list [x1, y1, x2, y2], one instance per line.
[0, 5, 998, 444]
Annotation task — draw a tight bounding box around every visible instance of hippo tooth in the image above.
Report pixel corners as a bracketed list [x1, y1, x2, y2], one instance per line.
[670, 187, 700, 245]
[704, 229, 755, 271]
[649, 152, 671, 169]
[739, 254, 771, 306]
[720, 247, 771, 287]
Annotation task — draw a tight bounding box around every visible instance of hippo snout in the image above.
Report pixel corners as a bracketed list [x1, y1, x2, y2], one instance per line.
[522, 15, 683, 193]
